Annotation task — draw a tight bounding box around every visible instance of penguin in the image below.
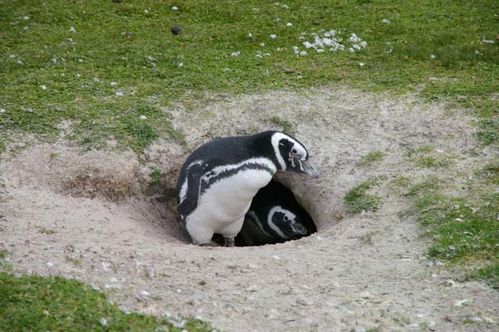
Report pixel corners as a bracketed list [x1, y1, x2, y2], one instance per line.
[235, 180, 316, 246]
[176, 131, 319, 246]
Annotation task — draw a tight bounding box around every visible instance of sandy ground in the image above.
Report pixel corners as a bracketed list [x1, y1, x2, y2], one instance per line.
[1, 86, 497, 331]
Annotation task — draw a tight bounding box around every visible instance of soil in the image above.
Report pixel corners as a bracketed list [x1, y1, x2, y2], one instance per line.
[1, 86, 497, 331]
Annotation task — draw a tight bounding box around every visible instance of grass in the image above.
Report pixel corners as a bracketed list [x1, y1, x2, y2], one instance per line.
[1, 0, 497, 151]
[357, 150, 385, 166]
[406, 176, 498, 288]
[268, 115, 295, 135]
[345, 178, 381, 214]
[0, 272, 211, 332]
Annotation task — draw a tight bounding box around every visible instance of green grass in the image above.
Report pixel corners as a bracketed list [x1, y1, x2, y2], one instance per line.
[1, 0, 497, 150]
[345, 179, 381, 214]
[357, 150, 385, 166]
[406, 177, 498, 287]
[0, 272, 211, 332]
[268, 115, 295, 135]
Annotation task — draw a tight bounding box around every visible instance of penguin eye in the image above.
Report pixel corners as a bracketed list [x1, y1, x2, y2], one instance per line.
[291, 148, 298, 154]
[283, 216, 289, 222]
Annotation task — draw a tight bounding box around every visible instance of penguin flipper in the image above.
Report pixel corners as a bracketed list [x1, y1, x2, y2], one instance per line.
[177, 161, 204, 220]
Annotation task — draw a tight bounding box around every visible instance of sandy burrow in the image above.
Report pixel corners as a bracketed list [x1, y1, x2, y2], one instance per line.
[0, 86, 498, 331]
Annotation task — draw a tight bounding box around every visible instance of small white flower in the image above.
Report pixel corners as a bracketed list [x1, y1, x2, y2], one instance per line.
[270, 34, 277, 40]
[430, 54, 436, 59]
[348, 47, 355, 53]
[110, 81, 118, 86]
[248, 32, 253, 38]
[360, 41, 367, 48]
[69, 26, 76, 33]
[281, 4, 289, 9]
[316, 48, 324, 53]
[23, 26, 29, 30]
[359, 62, 365, 67]
[0, 108, 6, 114]
[259, 42, 265, 47]
[292, 46, 299, 55]
[23, 16, 30, 20]
[286, 22, 293, 27]
[115, 91, 125, 97]
[299, 50, 307, 56]
[40, 85, 47, 90]
[171, 6, 178, 11]
[178, 62, 184, 67]
[382, 18, 391, 24]
[78, 58, 84, 63]
[231, 51, 240, 57]
[139, 115, 147, 120]
[144, 9, 149, 14]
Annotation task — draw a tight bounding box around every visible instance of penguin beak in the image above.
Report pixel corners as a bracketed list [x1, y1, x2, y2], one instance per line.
[297, 158, 320, 178]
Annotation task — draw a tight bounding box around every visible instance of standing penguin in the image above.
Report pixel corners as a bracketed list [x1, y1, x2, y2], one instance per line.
[176, 131, 319, 246]
[235, 180, 316, 246]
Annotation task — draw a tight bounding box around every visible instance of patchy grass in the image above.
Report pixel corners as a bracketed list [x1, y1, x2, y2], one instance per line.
[0, 272, 212, 332]
[268, 115, 295, 135]
[406, 176, 498, 287]
[357, 150, 385, 166]
[345, 179, 381, 214]
[405, 145, 453, 168]
[1, 0, 497, 150]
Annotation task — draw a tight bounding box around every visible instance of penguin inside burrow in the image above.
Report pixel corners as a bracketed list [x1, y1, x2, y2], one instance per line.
[176, 131, 319, 246]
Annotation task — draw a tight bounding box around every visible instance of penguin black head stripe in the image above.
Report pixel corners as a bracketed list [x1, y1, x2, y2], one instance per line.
[176, 131, 319, 246]
[235, 180, 316, 246]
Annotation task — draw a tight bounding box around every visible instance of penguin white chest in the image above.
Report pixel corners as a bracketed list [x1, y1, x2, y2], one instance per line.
[186, 166, 274, 242]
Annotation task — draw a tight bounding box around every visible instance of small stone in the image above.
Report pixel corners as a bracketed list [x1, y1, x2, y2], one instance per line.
[115, 90, 124, 97]
[139, 290, 150, 297]
[171, 26, 182, 35]
[360, 291, 371, 299]
[46, 261, 54, 268]
[99, 318, 108, 327]
[454, 299, 471, 307]
[246, 284, 258, 292]
[443, 279, 456, 287]
[296, 297, 313, 306]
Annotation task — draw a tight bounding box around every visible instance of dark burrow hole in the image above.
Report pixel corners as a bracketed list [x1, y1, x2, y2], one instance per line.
[211, 179, 317, 247]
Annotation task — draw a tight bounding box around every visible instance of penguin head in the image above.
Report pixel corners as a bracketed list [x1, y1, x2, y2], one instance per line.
[270, 132, 320, 177]
[268, 206, 310, 240]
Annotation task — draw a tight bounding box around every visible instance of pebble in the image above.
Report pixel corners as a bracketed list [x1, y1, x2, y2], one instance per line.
[296, 297, 313, 306]
[454, 299, 471, 307]
[98, 318, 108, 327]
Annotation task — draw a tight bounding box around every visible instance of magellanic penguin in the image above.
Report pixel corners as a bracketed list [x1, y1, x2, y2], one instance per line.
[176, 131, 319, 246]
[235, 180, 316, 246]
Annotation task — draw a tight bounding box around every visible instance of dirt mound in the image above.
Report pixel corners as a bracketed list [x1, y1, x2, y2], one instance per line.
[1, 87, 497, 331]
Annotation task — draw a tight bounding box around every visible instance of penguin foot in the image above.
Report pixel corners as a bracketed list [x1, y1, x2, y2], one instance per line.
[224, 237, 235, 247]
